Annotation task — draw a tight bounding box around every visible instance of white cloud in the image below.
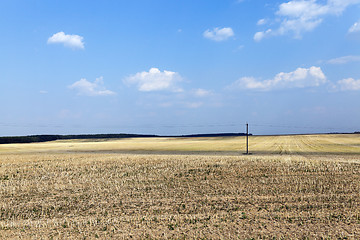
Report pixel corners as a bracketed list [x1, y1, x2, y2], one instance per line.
[47, 32, 84, 49]
[124, 68, 183, 92]
[230, 66, 326, 91]
[257, 18, 267, 25]
[69, 77, 115, 96]
[275, 0, 326, 38]
[349, 20, 360, 33]
[254, 29, 272, 42]
[255, 0, 360, 40]
[277, 0, 328, 18]
[327, 55, 360, 64]
[254, 31, 265, 42]
[193, 88, 212, 97]
[336, 78, 360, 91]
[203, 27, 235, 42]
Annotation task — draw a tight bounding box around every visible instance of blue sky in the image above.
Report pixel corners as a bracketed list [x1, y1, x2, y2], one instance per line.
[1, 0, 360, 136]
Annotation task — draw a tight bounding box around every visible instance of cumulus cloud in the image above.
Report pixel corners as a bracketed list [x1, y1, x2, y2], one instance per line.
[327, 55, 360, 64]
[230, 66, 326, 91]
[203, 27, 234, 42]
[68, 77, 115, 96]
[349, 20, 360, 33]
[255, 0, 360, 41]
[254, 29, 272, 42]
[336, 78, 360, 91]
[124, 68, 183, 92]
[47, 32, 84, 49]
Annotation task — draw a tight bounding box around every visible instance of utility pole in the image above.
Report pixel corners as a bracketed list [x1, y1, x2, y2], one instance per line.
[243, 122, 250, 155]
[246, 123, 249, 154]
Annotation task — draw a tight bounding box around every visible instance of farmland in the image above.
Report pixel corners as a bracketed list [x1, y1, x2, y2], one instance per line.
[1, 134, 360, 239]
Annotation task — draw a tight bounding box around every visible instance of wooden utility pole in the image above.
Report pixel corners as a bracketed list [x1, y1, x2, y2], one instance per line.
[246, 123, 249, 154]
[243, 123, 250, 155]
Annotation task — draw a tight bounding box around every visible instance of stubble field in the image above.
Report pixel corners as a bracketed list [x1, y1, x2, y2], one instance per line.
[0, 134, 360, 239]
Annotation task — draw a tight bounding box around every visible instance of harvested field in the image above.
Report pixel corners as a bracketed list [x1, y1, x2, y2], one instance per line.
[0, 134, 360, 239]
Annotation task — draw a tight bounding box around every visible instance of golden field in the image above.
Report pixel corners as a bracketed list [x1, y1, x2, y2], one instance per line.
[0, 134, 360, 239]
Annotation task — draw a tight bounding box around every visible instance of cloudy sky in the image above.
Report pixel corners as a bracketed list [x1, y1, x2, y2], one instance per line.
[1, 0, 360, 136]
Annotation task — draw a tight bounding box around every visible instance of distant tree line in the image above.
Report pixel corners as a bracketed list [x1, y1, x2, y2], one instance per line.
[0, 134, 156, 144]
[329, 132, 360, 135]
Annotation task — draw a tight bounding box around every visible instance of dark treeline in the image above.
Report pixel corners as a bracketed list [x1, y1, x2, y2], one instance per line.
[0, 134, 157, 144]
[329, 132, 360, 134]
